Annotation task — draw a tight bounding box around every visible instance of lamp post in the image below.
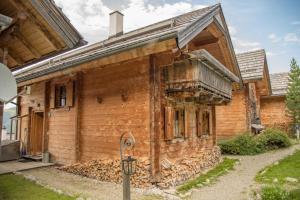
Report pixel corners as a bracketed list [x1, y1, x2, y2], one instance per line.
[120, 132, 136, 200]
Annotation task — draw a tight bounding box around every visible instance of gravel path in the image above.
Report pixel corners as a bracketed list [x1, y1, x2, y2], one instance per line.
[190, 144, 300, 200]
[19, 167, 164, 200]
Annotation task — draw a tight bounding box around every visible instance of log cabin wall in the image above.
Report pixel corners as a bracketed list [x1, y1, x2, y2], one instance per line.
[47, 76, 77, 164]
[260, 96, 292, 132]
[156, 53, 217, 173]
[216, 89, 248, 140]
[79, 57, 151, 162]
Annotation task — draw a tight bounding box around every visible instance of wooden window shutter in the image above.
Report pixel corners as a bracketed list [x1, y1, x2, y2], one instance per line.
[50, 84, 55, 109]
[184, 108, 190, 138]
[196, 109, 202, 137]
[165, 106, 174, 140]
[66, 81, 74, 107]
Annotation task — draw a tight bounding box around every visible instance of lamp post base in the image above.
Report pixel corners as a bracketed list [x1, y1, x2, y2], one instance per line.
[123, 174, 131, 200]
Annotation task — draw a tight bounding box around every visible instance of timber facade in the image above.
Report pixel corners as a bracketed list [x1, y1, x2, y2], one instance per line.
[261, 73, 292, 132]
[216, 49, 272, 139]
[14, 4, 242, 181]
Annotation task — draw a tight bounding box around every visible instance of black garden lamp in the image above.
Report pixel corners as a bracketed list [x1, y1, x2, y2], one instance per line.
[122, 155, 137, 175]
[120, 132, 136, 200]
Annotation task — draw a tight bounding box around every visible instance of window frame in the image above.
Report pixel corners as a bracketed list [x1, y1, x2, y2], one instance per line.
[55, 84, 67, 108]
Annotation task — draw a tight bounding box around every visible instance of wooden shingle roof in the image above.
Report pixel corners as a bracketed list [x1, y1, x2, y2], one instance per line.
[15, 3, 240, 85]
[237, 49, 266, 81]
[270, 72, 289, 96]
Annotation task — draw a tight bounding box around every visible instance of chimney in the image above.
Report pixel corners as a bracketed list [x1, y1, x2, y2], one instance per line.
[109, 11, 123, 38]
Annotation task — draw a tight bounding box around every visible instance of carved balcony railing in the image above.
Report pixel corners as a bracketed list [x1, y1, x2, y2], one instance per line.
[165, 49, 239, 104]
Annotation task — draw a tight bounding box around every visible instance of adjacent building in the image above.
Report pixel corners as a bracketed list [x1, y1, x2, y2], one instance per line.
[216, 49, 271, 139]
[261, 73, 291, 132]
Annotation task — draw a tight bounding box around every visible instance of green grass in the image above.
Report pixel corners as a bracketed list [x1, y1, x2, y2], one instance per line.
[256, 150, 300, 200]
[177, 158, 237, 193]
[256, 150, 300, 185]
[0, 174, 75, 200]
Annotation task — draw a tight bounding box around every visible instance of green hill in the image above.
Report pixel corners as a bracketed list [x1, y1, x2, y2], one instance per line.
[2, 107, 16, 132]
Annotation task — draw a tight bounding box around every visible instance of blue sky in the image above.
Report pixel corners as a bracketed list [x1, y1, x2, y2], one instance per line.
[54, 0, 300, 73]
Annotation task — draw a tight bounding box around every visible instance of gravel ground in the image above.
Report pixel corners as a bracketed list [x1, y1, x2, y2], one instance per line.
[190, 144, 300, 200]
[18, 167, 169, 200]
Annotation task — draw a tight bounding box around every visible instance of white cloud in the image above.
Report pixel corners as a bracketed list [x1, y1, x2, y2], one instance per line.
[266, 51, 286, 57]
[268, 33, 281, 43]
[54, 0, 207, 44]
[291, 21, 300, 25]
[284, 33, 300, 44]
[228, 26, 237, 35]
[231, 37, 261, 53]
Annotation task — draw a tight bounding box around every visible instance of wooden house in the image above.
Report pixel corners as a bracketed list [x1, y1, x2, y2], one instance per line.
[261, 73, 292, 131]
[216, 49, 272, 139]
[14, 4, 242, 181]
[0, 0, 85, 144]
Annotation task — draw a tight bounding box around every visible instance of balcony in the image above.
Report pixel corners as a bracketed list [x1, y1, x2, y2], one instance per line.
[164, 49, 239, 104]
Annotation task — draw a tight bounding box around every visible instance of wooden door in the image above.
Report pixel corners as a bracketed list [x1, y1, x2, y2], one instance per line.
[29, 112, 44, 155]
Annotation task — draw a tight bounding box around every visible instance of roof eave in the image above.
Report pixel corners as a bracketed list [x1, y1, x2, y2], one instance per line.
[16, 31, 178, 83]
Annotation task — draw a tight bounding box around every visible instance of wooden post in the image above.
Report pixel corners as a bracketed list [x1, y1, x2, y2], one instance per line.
[42, 82, 50, 157]
[149, 55, 161, 181]
[211, 105, 217, 145]
[74, 73, 82, 162]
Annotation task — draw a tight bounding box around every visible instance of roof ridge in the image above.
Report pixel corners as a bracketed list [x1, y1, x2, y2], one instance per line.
[236, 49, 265, 56]
[270, 72, 289, 75]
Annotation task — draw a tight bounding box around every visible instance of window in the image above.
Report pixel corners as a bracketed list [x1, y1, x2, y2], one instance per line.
[196, 108, 211, 137]
[202, 110, 210, 135]
[55, 85, 67, 107]
[174, 109, 185, 138]
[50, 80, 74, 109]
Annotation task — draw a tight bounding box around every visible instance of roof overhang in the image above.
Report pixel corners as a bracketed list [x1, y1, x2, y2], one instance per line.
[0, 0, 86, 71]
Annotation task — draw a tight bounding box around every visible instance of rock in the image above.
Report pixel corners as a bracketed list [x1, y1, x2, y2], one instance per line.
[285, 177, 298, 183]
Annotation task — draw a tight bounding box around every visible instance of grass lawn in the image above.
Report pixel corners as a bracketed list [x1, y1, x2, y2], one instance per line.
[256, 150, 300, 200]
[177, 157, 237, 194]
[0, 174, 75, 200]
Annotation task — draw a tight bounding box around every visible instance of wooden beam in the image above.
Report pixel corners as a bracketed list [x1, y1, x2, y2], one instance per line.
[13, 29, 41, 58]
[42, 82, 50, 155]
[193, 37, 219, 47]
[9, 0, 63, 49]
[74, 73, 82, 162]
[149, 55, 162, 181]
[17, 38, 177, 87]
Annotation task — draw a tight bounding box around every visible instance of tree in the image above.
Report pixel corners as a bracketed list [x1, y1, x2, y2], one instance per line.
[286, 58, 300, 125]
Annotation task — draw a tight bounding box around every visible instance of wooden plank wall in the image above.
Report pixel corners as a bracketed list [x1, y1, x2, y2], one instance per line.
[260, 97, 292, 131]
[159, 105, 216, 163]
[215, 89, 248, 140]
[79, 57, 151, 161]
[47, 77, 77, 164]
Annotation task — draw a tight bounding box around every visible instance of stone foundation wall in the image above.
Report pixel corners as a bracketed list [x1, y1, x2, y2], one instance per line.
[60, 146, 221, 188]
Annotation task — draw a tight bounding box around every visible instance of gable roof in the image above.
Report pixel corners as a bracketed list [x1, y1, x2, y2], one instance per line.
[0, 0, 86, 70]
[15, 3, 240, 84]
[236, 49, 267, 81]
[270, 72, 289, 96]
